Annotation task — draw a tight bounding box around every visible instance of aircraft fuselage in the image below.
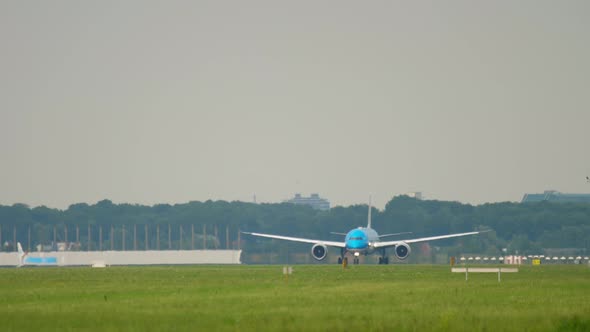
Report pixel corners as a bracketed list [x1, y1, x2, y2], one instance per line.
[345, 227, 379, 255]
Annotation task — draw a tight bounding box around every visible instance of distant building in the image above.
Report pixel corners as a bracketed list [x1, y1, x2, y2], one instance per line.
[521, 190, 590, 203]
[406, 192, 423, 200]
[285, 193, 330, 211]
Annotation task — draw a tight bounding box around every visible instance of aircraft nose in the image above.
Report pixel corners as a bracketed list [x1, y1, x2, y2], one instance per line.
[345, 230, 368, 249]
[347, 239, 368, 249]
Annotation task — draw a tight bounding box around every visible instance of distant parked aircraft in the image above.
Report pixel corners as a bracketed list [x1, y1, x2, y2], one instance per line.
[17, 242, 57, 267]
[243, 199, 487, 264]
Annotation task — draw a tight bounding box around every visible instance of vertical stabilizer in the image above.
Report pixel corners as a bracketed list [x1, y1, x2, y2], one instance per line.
[17, 242, 25, 267]
[367, 196, 372, 229]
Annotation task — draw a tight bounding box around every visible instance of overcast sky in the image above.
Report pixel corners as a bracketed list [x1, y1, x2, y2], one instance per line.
[1, 1, 589, 210]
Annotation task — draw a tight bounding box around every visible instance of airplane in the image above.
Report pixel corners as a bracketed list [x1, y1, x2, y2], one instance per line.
[17, 242, 58, 267]
[243, 199, 488, 264]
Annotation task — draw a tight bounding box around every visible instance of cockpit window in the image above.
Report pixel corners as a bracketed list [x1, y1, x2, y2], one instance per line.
[349, 237, 364, 240]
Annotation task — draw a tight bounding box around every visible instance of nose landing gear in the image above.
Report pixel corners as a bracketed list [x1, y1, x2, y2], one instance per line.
[339, 250, 361, 265]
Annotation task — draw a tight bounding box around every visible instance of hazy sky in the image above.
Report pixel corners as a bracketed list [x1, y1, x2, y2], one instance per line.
[1, 1, 589, 209]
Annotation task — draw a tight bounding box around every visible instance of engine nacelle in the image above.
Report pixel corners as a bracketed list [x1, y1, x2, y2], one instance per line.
[311, 243, 328, 261]
[394, 242, 411, 260]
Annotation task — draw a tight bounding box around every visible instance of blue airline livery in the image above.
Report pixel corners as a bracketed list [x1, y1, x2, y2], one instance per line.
[243, 199, 486, 264]
[17, 242, 58, 267]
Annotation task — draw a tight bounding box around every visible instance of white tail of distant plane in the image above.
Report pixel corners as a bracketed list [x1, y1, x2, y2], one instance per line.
[17, 242, 26, 267]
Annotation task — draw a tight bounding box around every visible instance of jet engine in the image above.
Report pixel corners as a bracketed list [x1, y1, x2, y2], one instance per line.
[394, 242, 411, 260]
[311, 243, 328, 260]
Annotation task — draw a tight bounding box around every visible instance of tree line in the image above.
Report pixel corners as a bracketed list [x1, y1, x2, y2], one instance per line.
[1, 196, 589, 258]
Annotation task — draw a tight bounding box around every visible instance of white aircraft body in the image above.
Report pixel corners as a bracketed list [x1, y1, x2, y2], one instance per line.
[17, 242, 58, 267]
[243, 200, 487, 264]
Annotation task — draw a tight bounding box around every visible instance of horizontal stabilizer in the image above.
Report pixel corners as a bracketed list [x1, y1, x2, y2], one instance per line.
[378, 232, 412, 238]
[329, 232, 347, 236]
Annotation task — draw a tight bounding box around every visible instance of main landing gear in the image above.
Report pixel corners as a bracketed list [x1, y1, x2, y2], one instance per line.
[378, 249, 389, 264]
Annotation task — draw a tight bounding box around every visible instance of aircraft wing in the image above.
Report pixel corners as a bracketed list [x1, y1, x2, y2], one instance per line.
[373, 230, 485, 249]
[242, 232, 346, 248]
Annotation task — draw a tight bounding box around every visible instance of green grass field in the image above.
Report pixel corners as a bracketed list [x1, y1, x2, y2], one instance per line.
[1, 264, 589, 331]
